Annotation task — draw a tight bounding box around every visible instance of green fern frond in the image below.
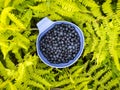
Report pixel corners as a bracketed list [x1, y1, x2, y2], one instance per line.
[78, 0, 101, 17]
[54, 78, 71, 87]
[4, 0, 11, 7]
[8, 82, 17, 90]
[48, 13, 63, 20]
[62, 84, 74, 90]
[100, 71, 112, 84]
[76, 81, 89, 90]
[106, 78, 120, 89]
[0, 79, 10, 89]
[7, 13, 26, 30]
[0, 7, 14, 25]
[58, 70, 69, 80]
[34, 0, 47, 3]
[90, 3, 101, 17]
[93, 69, 108, 80]
[64, 0, 76, 2]
[29, 3, 51, 18]
[102, 0, 113, 16]
[0, 79, 3, 85]
[31, 73, 52, 86]
[5, 56, 16, 70]
[0, 31, 30, 60]
[0, 41, 10, 59]
[72, 13, 94, 25]
[116, 0, 120, 15]
[75, 77, 92, 84]
[12, 0, 25, 7]
[53, 62, 120, 90]
[51, 5, 73, 18]
[35, 69, 52, 75]
[87, 64, 100, 75]
[15, 63, 25, 84]
[70, 66, 81, 73]
[56, 0, 79, 12]
[21, 10, 32, 28]
[108, 28, 120, 70]
[71, 67, 83, 77]
[29, 3, 50, 13]
[0, 61, 8, 79]
[27, 80, 45, 90]
[0, 0, 4, 9]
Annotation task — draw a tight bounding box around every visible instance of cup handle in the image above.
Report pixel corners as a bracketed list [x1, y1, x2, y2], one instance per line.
[36, 17, 54, 34]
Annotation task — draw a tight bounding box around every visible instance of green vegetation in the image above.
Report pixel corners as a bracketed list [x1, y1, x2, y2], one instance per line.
[0, 0, 120, 90]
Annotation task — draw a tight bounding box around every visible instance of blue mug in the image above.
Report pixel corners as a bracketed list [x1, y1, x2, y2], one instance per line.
[36, 17, 84, 68]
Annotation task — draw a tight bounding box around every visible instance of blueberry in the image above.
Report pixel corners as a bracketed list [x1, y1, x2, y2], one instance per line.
[39, 23, 80, 64]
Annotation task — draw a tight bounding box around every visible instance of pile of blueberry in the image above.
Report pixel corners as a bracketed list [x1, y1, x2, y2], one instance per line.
[39, 23, 80, 64]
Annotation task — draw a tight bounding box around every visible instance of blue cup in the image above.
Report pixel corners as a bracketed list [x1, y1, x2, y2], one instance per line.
[36, 17, 84, 68]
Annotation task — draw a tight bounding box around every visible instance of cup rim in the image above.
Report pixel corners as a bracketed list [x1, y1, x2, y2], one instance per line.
[36, 21, 84, 68]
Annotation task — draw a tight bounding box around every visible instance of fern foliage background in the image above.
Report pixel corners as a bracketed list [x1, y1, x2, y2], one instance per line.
[0, 0, 120, 90]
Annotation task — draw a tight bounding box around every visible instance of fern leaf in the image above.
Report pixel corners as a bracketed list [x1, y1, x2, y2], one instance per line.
[76, 81, 89, 90]
[11, 47, 22, 61]
[83, 34, 93, 57]
[93, 69, 107, 80]
[79, 0, 101, 17]
[9, 32, 30, 53]
[0, 61, 8, 79]
[75, 77, 92, 84]
[106, 78, 120, 89]
[102, 0, 113, 16]
[6, 25, 20, 31]
[4, 0, 11, 7]
[54, 79, 71, 87]
[31, 73, 52, 86]
[0, 80, 10, 89]
[72, 67, 83, 77]
[15, 63, 25, 83]
[62, 84, 74, 90]
[29, 3, 50, 12]
[70, 66, 82, 74]
[34, 0, 47, 3]
[87, 65, 99, 75]
[9, 82, 17, 90]
[0, 7, 14, 25]
[29, 3, 50, 18]
[35, 69, 52, 75]
[51, 3, 75, 18]
[0, 0, 4, 9]
[5, 56, 16, 70]
[21, 10, 32, 28]
[58, 72, 69, 81]
[56, 1, 79, 12]
[82, 85, 88, 90]
[110, 47, 120, 70]
[100, 71, 112, 84]
[97, 50, 108, 65]
[116, 0, 120, 16]
[72, 12, 94, 24]
[90, 36, 99, 53]
[0, 23, 5, 31]
[85, 22, 100, 53]
[90, 3, 101, 17]
[7, 13, 26, 30]
[28, 80, 45, 90]
[48, 13, 63, 20]
[12, 0, 25, 6]
[0, 40, 10, 59]
[108, 29, 120, 70]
